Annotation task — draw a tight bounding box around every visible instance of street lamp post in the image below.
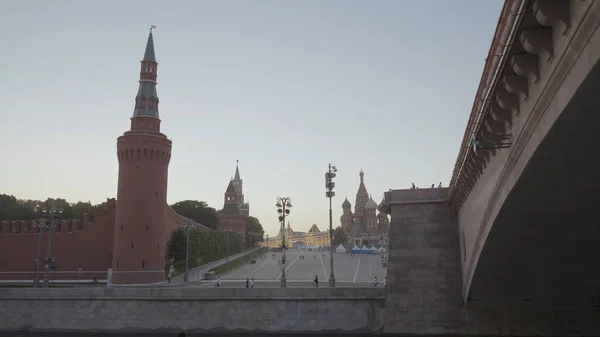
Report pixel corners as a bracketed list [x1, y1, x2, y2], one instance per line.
[276, 197, 292, 288]
[183, 217, 195, 283]
[42, 207, 63, 288]
[33, 217, 52, 288]
[325, 164, 337, 287]
[250, 231, 256, 249]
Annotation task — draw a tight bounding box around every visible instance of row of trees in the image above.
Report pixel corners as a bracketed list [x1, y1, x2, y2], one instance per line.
[165, 202, 264, 274]
[0, 194, 105, 222]
[166, 216, 264, 264]
[169, 200, 264, 240]
[1, 193, 265, 265]
[0, 196, 264, 240]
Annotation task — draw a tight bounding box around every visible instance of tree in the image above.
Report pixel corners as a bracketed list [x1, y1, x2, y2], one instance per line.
[71, 201, 96, 221]
[0, 194, 38, 220]
[332, 226, 348, 247]
[166, 227, 243, 268]
[170, 200, 220, 230]
[245, 216, 264, 247]
[0, 194, 106, 222]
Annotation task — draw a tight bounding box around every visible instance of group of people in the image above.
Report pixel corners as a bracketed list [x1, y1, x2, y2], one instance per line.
[411, 182, 443, 189]
[214, 276, 255, 288]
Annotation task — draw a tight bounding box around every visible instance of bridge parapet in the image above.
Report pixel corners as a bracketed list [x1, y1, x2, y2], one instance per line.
[448, 0, 594, 209]
[380, 188, 447, 215]
[0, 287, 385, 335]
[383, 187, 600, 335]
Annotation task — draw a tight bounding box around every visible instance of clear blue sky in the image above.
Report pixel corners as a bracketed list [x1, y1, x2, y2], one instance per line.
[1, 0, 503, 236]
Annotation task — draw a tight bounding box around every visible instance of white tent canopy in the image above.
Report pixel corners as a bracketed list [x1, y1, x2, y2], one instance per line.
[335, 244, 346, 254]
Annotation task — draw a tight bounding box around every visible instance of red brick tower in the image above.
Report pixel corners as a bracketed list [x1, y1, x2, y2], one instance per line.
[112, 28, 172, 284]
[219, 180, 246, 234]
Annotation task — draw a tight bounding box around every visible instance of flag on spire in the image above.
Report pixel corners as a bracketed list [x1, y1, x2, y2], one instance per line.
[234, 161, 241, 180]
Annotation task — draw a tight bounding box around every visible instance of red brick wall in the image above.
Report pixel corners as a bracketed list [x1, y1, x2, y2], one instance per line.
[0, 199, 116, 281]
[219, 214, 246, 234]
[0, 198, 214, 283]
[165, 206, 211, 238]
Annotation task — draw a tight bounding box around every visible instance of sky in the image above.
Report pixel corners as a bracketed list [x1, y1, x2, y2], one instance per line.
[0, 0, 504, 236]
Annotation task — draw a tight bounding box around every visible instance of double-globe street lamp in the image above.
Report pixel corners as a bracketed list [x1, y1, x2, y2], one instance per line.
[325, 164, 337, 287]
[33, 213, 56, 288]
[32, 218, 51, 288]
[276, 197, 292, 288]
[37, 207, 63, 288]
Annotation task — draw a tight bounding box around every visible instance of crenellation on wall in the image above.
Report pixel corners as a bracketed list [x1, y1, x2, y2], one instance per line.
[0, 196, 205, 283]
[0, 198, 117, 281]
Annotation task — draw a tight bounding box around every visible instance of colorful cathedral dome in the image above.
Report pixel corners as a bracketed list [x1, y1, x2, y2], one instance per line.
[365, 196, 378, 209]
[342, 197, 351, 209]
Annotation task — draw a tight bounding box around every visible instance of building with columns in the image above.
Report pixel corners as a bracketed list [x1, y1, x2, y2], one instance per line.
[266, 222, 329, 249]
[340, 170, 389, 246]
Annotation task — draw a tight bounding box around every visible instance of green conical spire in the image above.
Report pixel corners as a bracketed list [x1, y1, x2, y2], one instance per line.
[143, 29, 156, 61]
[133, 28, 159, 119]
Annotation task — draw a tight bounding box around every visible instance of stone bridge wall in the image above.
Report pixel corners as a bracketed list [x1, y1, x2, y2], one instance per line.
[383, 188, 600, 336]
[0, 287, 385, 335]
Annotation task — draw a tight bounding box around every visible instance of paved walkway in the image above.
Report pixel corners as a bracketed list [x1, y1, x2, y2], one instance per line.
[170, 247, 262, 284]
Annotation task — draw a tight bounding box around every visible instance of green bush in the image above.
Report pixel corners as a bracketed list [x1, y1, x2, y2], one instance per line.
[209, 247, 268, 275]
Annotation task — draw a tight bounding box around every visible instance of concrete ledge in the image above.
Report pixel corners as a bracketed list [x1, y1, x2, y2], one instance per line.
[385, 188, 448, 205]
[0, 287, 385, 300]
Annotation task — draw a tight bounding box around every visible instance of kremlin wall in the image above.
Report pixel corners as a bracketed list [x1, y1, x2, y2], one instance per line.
[0, 29, 214, 284]
[0, 200, 117, 281]
[0, 199, 210, 283]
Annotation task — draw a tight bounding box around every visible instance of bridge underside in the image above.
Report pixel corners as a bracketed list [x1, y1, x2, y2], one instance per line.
[469, 57, 600, 301]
